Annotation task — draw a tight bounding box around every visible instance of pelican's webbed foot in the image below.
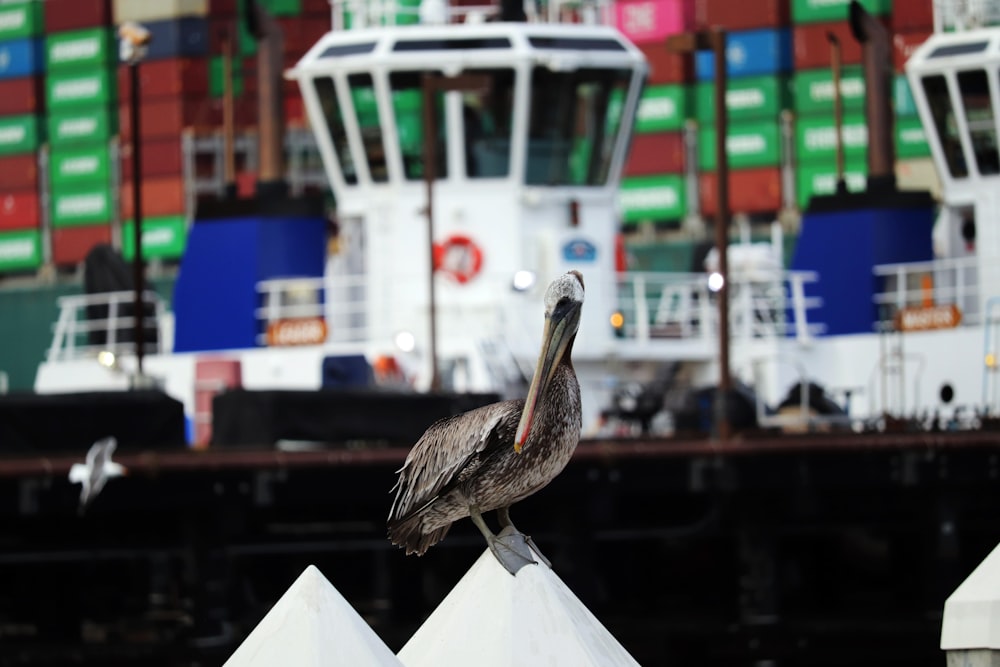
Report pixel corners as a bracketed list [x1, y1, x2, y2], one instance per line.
[497, 506, 552, 568]
[489, 526, 537, 575]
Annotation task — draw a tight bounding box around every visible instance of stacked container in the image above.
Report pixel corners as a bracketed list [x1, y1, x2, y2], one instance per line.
[44, 0, 117, 266]
[0, 1, 45, 274]
[615, 0, 693, 229]
[693, 0, 791, 217]
[890, 0, 935, 194]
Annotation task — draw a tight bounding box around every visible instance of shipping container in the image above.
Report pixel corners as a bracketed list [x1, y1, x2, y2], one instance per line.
[793, 20, 881, 69]
[0, 2, 44, 40]
[210, 0, 238, 16]
[0, 37, 43, 80]
[695, 28, 792, 80]
[46, 69, 117, 110]
[207, 17, 240, 55]
[613, 0, 693, 45]
[113, 0, 209, 23]
[795, 160, 867, 209]
[697, 119, 781, 170]
[119, 137, 185, 180]
[277, 16, 333, 57]
[51, 185, 113, 227]
[619, 174, 686, 223]
[624, 132, 685, 175]
[120, 176, 187, 219]
[892, 31, 931, 73]
[694, 75, 791, 122]
[895, 115, 930, 158]
[694, 0, 789, 31]
[699, 166, 782, 216]
[51, 224, 112, 265]
[208, 56, 243, 97]
[0, 228, 41, 272]
[794, 112, 868, 163]
[635, 84, 688, 133]
[891, 0, 934, 32]
[49, 145, 112, 188]
[894, 74, 917, 117]
[0, 191, 40, 230]
[0, 153, 39, 191]
[0, 114, 42, 155]
[284, 95, 306, 126]
[121, 215, 188, 260]
[45, 27, 115, 71]
[0, 76, 44, 115]
[301, 0, 330, 13]
[47, 106, 117, 146]
[792, 66, 864, 115]
[896, 157, 940, 199]
[118, 97, 222, 139]
[791, 0, 888, 24]
[44, 0, 112, 32]
[144, 16, 210, 60]
[118, 57, 209, 98]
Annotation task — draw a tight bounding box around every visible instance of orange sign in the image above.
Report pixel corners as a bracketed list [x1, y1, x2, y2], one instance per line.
[894, 304, 962, 332]
[266, 317, 328, 346]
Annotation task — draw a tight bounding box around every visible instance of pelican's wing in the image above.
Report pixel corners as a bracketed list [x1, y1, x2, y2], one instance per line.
[388, 399, 522, 523]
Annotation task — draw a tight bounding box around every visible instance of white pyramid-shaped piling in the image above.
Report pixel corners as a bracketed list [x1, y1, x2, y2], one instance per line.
[224, 564, 405, 667]
[397, 549, 640, 667]
[941, 541, 1000, 650]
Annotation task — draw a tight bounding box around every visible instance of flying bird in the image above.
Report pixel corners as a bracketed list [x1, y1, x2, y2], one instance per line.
[69, 436, 127, 513]
[388, 271, 584, 574]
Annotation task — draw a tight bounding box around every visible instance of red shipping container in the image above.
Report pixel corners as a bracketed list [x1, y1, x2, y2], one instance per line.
[0, 192, 40, 231]
[624, 132, 685, 175]
[0, 154, 40, 192]
[118, 58, 209, 98]
[120, 137, 184, 180]
[893, 30, 932, 72]
[699, 166, 782, 216]
[892, 0, 933, 32]
[119, 98, 223, 140]
[52, 225, 112, 266]
[236, 171, 256, 198]
[695, 0, 788, 31]
[193, 357, 242, 447]
[120, 176, 187, 219]
[302, 0, 332, 13]
[278, 17, 331, 57]
[284, 95, 306, 127]
[638, 42, 691, 85]
[794, 20, 888, 69]
[209, 0, 238, 16]
[208, 18, 241, 55]
[0, 77, 44, 116]
[45, 0, 112, 32]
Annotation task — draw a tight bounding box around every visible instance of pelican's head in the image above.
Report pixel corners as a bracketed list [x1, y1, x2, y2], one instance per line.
[514, 271, 585, 452]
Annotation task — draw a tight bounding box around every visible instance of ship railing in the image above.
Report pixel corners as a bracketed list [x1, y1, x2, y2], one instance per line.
[873, 255, 982, 326]
[256, 275, 369, 346]
[615, 270, 823, 344]
[46, 290, 166, 362]
[328, 0, 613, 29]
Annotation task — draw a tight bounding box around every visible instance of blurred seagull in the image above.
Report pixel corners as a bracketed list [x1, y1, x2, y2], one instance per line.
[69, 436, 127, 513]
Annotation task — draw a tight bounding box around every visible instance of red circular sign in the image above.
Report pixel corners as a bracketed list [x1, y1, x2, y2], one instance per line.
[433, 234, 483, 284]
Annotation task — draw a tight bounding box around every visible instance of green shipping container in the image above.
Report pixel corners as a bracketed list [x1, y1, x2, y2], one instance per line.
[46, 27, 115, 71]
[0, 114, 42, 155]
[698, 120, 781, 171]
[894, 75, 917, 117]
[122, 216, 188, 260]
[0, 229, 42, 272]
[619, 174, 686, 223]
[209, 56, 244, 98]
[694, 76, 790, 123]
[0, 2, 44, 40]
[792, 0, 889, 23]
[795, 161, 867, 209]
[635, 84, 688, 133]
[896, 115, 931, 158]
[47, 106, 117, 146]
[792, 66, 865, 115]
[46, 69, 117, 110]
[259, 0, 302, 16]
[51, 186, 113, 227]
[49, 146, 112, 187]
[795, 113, 868, 163]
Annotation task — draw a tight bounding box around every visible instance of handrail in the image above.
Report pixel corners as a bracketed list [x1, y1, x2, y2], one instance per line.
[46, 290, 166, 362]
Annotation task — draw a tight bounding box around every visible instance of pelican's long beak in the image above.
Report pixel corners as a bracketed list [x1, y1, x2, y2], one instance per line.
[514, 301, 580, 452]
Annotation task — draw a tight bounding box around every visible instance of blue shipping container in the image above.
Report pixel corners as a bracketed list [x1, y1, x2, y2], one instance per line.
[144, 17, 209, 61]
[0, 37, 43, 80]
[695, 28, 792, 81]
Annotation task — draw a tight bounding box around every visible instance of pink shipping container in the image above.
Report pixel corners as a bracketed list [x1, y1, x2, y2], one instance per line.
[614, 0, 693, 45]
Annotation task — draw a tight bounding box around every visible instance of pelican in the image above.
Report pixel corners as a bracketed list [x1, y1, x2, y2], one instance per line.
[388, 270, 584, 574]
[69, 436, 127, 513]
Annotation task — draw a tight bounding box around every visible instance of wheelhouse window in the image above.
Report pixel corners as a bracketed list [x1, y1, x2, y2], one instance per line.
[314, 77, 357, 185]
[921, 74, 968, 178]
[957, 69, 999, 175]
[348, 73, 388, 182]
[462, 68, 515, 178]
[390, 71, 448, 181]
[525, 67, 631, 186]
